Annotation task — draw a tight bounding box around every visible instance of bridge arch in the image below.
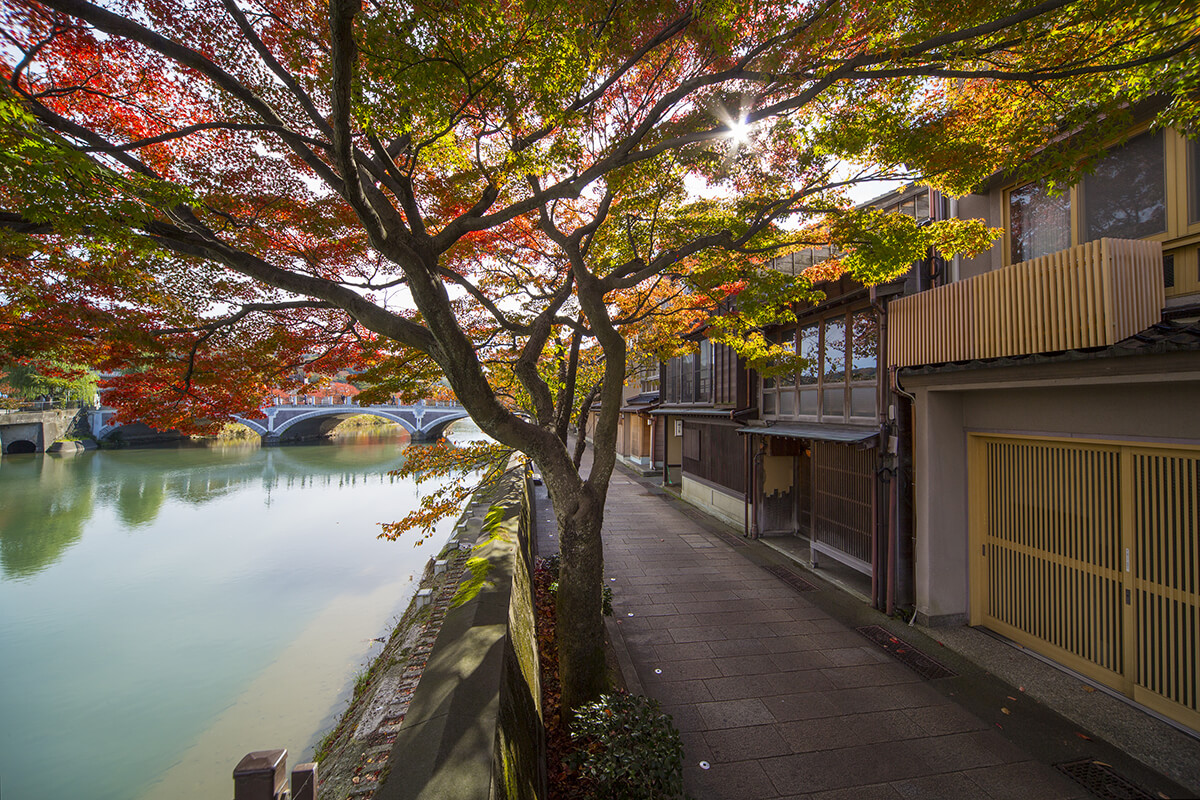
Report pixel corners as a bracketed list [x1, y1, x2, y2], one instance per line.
[6, 439, 37, 454]
[271, 408, 417, 441]
[419, 414, 472, 441]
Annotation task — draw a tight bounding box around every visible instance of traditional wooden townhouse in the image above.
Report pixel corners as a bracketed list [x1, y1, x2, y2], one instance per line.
[652, 329, 755, 530]
[614, 363, 662, 474]
[889, 125, 1200, 733]
[737, 184, 935, 609]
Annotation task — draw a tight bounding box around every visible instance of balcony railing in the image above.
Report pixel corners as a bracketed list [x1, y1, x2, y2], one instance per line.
[888, 238, 1164, 368]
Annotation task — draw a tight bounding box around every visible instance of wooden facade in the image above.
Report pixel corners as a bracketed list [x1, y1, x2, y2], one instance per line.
[888, 238, 1164, 368]
[970, 434, 1200, 732]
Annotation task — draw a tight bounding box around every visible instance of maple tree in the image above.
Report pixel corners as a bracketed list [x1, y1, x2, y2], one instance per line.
[1, 0, 1197, 713]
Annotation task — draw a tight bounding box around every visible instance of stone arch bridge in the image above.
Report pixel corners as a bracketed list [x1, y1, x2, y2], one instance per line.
[90, 400, 470, 445]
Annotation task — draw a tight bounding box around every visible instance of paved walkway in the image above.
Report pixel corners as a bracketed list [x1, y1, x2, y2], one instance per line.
[533, 461, 1186, 799]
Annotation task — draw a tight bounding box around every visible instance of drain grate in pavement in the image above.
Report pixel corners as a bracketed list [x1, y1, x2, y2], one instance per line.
[762, 563, 817, 591]
[1055, 759, 1156, 800]
[855, 625, 957, 679]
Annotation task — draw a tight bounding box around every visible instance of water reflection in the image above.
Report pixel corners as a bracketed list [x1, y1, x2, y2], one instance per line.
[0, 425, 479, 800]
[0, 431, 421, 578]
[0, 456, 95, 579]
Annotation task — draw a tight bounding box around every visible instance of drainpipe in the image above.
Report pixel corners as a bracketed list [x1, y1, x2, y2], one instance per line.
[871, 289, 893, 613]
[891, 365, 918, 624]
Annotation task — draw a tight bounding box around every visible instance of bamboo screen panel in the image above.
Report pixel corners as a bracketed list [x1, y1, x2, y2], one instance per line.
[975, 436, 1200, 731]
[980, 439, 1125, 682]
[1130, 450, 1200, 730]
[813, 441, 874, 567]
[889, 238, 1163, 368]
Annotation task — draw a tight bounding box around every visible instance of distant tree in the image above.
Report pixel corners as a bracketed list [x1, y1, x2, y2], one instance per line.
[1, 0, 1196, 713]
[1, 359, 97, 404]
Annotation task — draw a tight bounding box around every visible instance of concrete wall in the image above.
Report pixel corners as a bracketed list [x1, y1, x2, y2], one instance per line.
[0, 409, 87, 454]
[681, 475, 746, 532]
[906, 352, 1200, 626]
[375, 467, 543, 800]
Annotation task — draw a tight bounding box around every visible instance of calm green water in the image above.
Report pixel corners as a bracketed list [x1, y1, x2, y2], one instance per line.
[0, 426, 477, 800]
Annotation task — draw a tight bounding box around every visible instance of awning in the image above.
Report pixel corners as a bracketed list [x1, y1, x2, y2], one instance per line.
[737, 422, 878, 444]
[650, 406, 735, 418]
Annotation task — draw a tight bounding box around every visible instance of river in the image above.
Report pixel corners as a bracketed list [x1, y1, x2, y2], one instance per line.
[0, 425, 479, 800]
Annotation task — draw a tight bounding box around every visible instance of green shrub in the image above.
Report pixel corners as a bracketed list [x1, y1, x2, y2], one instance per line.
[567, 693, 686, 799]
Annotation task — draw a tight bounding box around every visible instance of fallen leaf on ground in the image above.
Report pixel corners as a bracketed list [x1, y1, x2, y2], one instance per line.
[1001, 707, 1011, 715]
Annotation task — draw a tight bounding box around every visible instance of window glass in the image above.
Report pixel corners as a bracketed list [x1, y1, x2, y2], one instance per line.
[822, 387, 844, 419]
[798, 390, 818, 416]
[797, 325, 819, 385]
[697, 340, 712, 401]
[1083, 130, 1166, 242]
[914, 191, 930, 220]
[763, 392, 776, 415]
[1009, 180, 1071, 263]
[680, 352, 694, 401]
[822, 317, 846, 383]
[851, 386, 876, 417]
[850, 312, 878, 382]
[1190, 136, 1200, 226]
[779, 390, 795, 416]
[780, 329, 796, 386]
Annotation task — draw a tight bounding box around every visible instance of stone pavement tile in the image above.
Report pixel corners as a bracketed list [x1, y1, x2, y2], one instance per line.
[769, 649, 834, 672]
[720, 622, 791, 640]
[902, 703, 990, 736]
[767, 669, 838, 695]
[690, 589, 742, 602]
[714, 653, 781, 677]
[640, 677, 714, 705]
[889, 771, 988, 800]
[702, 723, 793, 762]
[824, 645, 893, 667]
[619, 601, 679, 617]
[643, 612, 702, 630]
[662, 703, 705, 733]
[784, 604, 838, 622]
[698, 698, 777, 729]
[821, 662, 923, 689]
[644, 657, 723, 682]
[684, 759, 781, 800]
[801, 783, 905, 800]
[708, 637, 770, 656]
[763, 692, 841, 723]
[767, 620, 828, 637]
[824, 682, 951, 715]
[760, 740, 931, 794]
[965, 761, 1090, 800]
[699, 609, 798, 628]
[812, 617, 854, 633]
[689, 597, 769, 614]
[777, 710, 926, 754]
[911, 731, 1028, 772]
[669, 625, 720, 643]
[806, 631, 877, 649]
[652, 641, 716, 661]
[762, 633, 824, 653]
[705, 673, 783, 701]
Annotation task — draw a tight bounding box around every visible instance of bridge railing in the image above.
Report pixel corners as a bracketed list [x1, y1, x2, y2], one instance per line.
[267, 397, 462, 408]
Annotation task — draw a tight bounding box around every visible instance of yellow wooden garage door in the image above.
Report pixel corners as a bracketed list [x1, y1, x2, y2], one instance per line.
[969, 435, 1200, 732]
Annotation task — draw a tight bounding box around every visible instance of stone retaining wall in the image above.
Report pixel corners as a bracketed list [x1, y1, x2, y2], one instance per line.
[316, 462, 544, 800]
[374, 464, 543, 800]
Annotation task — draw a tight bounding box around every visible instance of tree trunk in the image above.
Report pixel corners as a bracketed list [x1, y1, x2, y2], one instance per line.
[551, 479, 607, 717]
